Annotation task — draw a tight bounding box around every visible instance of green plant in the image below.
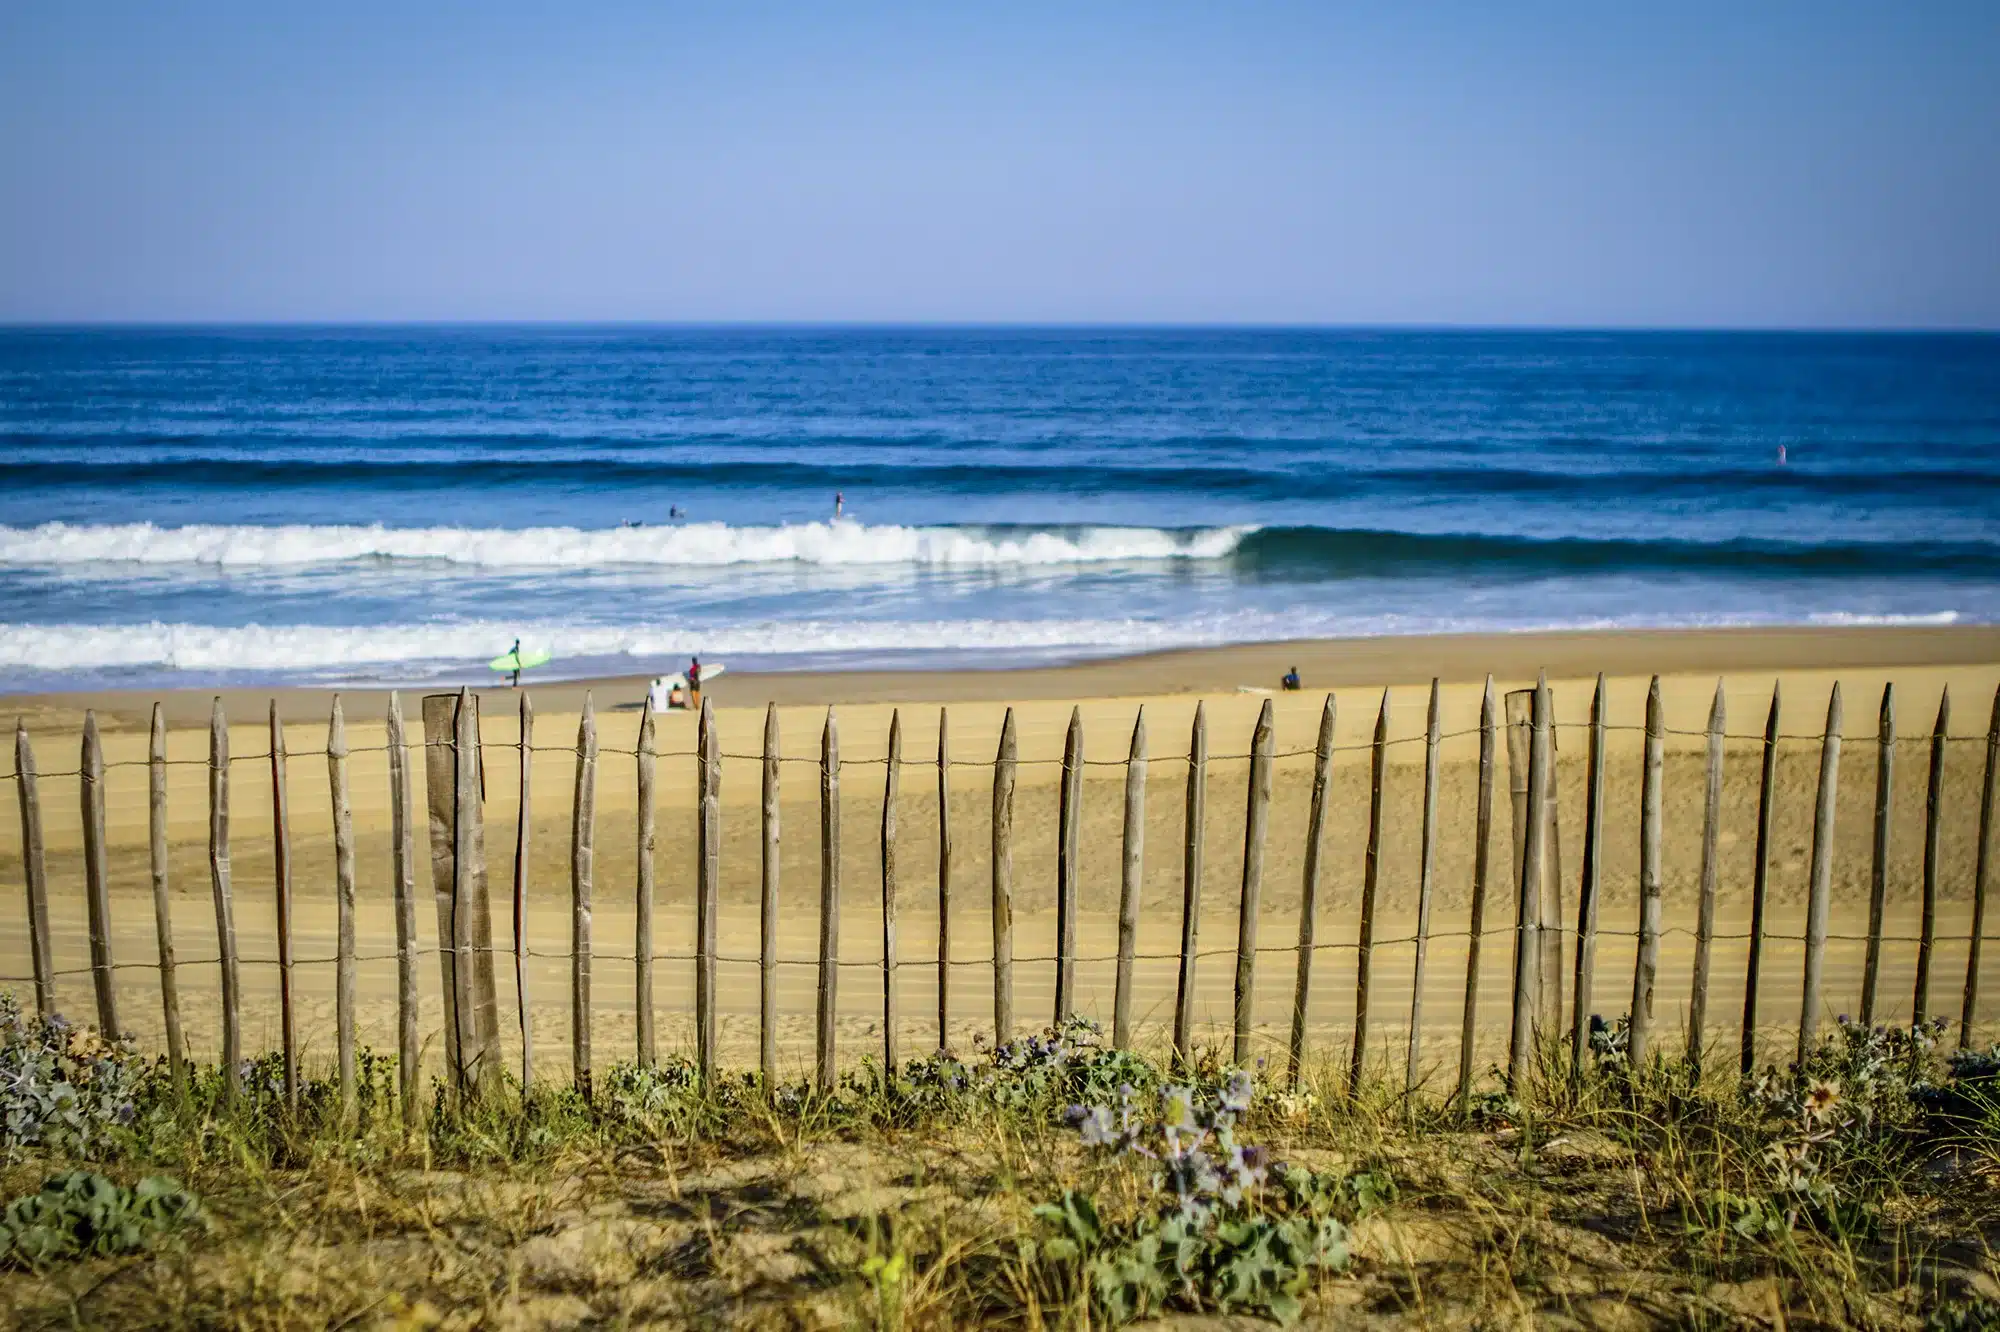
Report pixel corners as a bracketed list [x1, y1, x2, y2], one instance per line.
[1031, 1072, 1364, 1324]
[0, 1171, 203, 1268]
[0, 992, 149, 1159]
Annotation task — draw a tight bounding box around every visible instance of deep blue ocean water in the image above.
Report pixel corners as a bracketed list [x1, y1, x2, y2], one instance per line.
[1, 326, 1995, 692]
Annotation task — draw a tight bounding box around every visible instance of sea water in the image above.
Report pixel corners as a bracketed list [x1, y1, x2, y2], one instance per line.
[1, 326, 1995, 692]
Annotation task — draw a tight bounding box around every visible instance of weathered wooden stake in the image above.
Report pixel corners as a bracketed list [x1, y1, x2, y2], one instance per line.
[424, 692, 500, 1094]
[1288, 695, 1337, 1085]
[1799, 684, 1843, 1060]
[329, 697, 358, 1111]
[1689, 680, 1726, 1078]
[1741, 684, 1781, 1076]
[760, 704, 781, 1082]
[882, 709, 902, 1069]
[1054, 707, 1083, 1024]
[817, 708, 841, 1091]
[209, 699, 242, 1099]
[1963, 684, 2000, 1047]
[270, 702, 298, 1104]
[1352, 691, 1390, 1098]
[696, 699, 721, 1078]
[1505, 689, 1566, 1034]
[1114, 708, 1147, 1049]
[1915, 688, 1949, 1025]
[571, 694, 597, 1098]
[936, 708, 952, 1051]
[1406, 680, 1442, 1103]
[79, 712, 117, 1035]
[148, 705, 184, 1081]
[1233, 699, 1275, 1066]
[1569, 675, 1607, 1080]
[1628, 677, 1664, 1069]
[1510, 676, 1552, 1093]
[1456, 679, 1497, 1108]
[511, 693, 532, 1088]
[13, 722, 53, 1019]
[1173, 703, 1207, 1063]
[991, 708, 1017, 1044]
[388, 693, 421, 1123]
[634, 706, 657, 1067]
[1861, 684, 1895, 1026]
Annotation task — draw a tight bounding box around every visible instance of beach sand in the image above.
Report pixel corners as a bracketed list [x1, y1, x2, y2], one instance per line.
[5, 624, 1998, 1084]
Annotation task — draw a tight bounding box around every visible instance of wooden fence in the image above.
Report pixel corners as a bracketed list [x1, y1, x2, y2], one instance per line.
[7, 674, 2000, 1116]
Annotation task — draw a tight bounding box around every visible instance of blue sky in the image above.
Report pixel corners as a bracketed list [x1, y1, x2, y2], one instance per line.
[2, 2, 1995, 326]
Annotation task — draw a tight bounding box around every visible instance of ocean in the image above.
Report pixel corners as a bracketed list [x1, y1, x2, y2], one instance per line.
[1, 326, 1995, 694]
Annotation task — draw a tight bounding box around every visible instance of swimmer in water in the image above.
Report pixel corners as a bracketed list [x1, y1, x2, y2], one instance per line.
[834, 491, 844, 519]
[1777, 443, 1787, 465]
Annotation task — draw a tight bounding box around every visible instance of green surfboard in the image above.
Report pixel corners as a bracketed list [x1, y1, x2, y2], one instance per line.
[489, 646, 553, 673]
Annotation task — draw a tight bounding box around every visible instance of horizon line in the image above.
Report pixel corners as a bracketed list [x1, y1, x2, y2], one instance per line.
[3, 319, 1998, 336]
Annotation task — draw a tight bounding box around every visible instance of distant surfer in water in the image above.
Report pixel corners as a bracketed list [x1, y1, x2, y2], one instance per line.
[1777, 443, 1787, 465]
[834, 491, 844, 519]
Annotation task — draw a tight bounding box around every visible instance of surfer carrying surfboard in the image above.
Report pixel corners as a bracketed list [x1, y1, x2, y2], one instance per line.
[507, 639, 521, 688]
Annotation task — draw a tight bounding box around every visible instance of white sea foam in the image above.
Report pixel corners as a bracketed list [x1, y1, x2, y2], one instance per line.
[0, 619, 1249, 673]
[0, 520, 1253, 569]
[1806, 610, 1961, 627]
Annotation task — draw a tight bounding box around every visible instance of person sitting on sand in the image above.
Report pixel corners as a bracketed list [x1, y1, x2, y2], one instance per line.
[1282, 666, 1301, 691]
[668, 680, 687, 710]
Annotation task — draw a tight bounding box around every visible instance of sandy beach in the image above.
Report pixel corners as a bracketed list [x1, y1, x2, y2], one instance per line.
[6, 624, 1999, 1080]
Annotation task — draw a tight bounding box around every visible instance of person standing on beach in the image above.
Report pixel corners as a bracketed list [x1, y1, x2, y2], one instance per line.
[508, 638, 521, 688]
[688, 655, 702, 710]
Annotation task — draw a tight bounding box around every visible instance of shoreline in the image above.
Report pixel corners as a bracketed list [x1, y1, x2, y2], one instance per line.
[9, 623, 1999, 731]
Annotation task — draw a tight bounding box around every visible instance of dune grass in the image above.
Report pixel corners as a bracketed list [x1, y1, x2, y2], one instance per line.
[2, 993, 1998, 1329]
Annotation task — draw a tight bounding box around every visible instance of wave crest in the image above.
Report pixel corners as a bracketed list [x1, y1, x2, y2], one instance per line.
[0, 520, 1254, 569]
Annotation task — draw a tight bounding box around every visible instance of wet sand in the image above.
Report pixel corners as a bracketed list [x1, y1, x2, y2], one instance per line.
[5, 624, 1998, 1080]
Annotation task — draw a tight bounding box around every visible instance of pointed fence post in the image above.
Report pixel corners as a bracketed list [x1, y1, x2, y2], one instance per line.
[1741, 684, 1781, 1076]
[1799, 685, 1843, 1060]
[209, 699, 241, 1099]
[1915, 688, 1949, 1025]
[1173, 703, 1207, 1064]
[424, 691, 500, 1095]
[1861, 684, 1895, 1025]
[936, 708, 953, 1052]
[511, 693, 533, 1088]
[635, 706, 657, 1067]
[329, 697, 358, 1111]
[388, 693, 422, 1122]
[1233, 699, 1275, 1065]
[817, 708, 842, 1091]
[1456, 679, 1497, 1108]
[270, 702, 298, 1105]
[882, 710, 902, 1069]
[696, 699, 721, 1078]
[13, 722, 53, 1019]
[1351, 691, 1390, 1099]
[1114, 708, 1147, 1049]
[1288, 695, 1336, 1085]
[79, 712, 117, 1035]
[1963, 684, 2000, 1048]
[1627, 677, 1664, 1069]
[1569, 675, 1606, 1081]
[1406, 680, 1441, 1105]
[991, 708, 1017, 1044]
[1510, 676, 1553, 1093]
[760, 704, 781, 1083]
[148, 705, 185, 1081]
[1055, 707, 1082, 1024]
[1689, 681, 1726, 1079]
[571, 694, 597, 1099]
